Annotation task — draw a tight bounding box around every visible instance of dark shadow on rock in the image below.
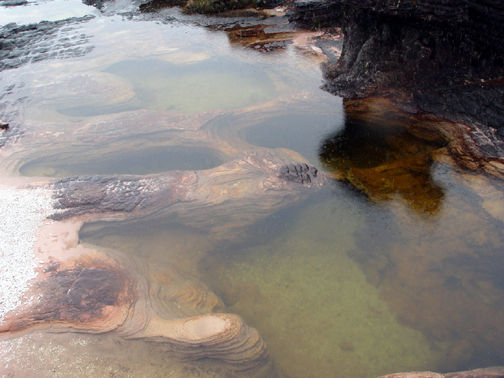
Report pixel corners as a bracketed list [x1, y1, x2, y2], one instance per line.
[319, 98, 445, 215]
[319, 0, 504, 178]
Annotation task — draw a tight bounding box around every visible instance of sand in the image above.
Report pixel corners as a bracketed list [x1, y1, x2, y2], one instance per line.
[0, 186, 53, 320]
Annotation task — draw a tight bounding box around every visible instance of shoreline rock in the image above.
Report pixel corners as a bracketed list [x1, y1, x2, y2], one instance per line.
[380, 366, 504, 378]
[312, 0, 504, 178]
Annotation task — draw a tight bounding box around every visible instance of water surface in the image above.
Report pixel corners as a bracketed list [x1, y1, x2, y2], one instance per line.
[1, 2, 504, 377]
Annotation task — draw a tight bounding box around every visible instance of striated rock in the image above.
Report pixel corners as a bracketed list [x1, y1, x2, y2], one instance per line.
[279, 163, 319, 185]
[51, 150, 327, 235]
[51, 172, 196, 220]
[288, 0, 343, 28]
[226, 25, 293, 52]
[0, 214, 272, 374]
[131, 313, 271, 373]
[321, 0, 504, 178]
[139, 0, 187, 12]
[380, 373, 443, 378]
[0, 16, 94, 71]
[1, 147, 325, 374]
[0, 251, 135, 335]
[380, 366, 504, 378]
[149, 268, 225, 318]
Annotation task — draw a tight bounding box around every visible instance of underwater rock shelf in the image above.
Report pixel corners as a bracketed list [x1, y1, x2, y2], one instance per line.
[305, 0, 504, 179]
[0, 144, 325, 375]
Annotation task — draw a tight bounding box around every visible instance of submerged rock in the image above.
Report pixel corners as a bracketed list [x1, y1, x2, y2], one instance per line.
[319, 0, 504, 178]
[51, 150, 326, 235]
[288, 0, 343, 28]
[320, 97, 445, 214]
[380, 366, 504, 378]
[0, 200, 273, 375]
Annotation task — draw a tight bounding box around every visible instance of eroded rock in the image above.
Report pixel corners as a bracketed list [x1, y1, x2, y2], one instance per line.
[380, 366, 504, 378]
[320, 0, 504, 178]
[0, 16, 94, 71]
[0, 254, 134, 334]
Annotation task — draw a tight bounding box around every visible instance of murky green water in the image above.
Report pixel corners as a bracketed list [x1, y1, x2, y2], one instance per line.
[2, 2, 504, 377]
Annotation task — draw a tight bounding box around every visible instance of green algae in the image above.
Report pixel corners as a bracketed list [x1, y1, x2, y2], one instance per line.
[200, 198, 443, 377]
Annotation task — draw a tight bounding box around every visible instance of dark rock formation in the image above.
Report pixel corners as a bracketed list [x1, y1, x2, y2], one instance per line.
[0, 16, 94, 71]
[0, 255, 135, 334]
[51, 173, 194, 220]
[288, 0, 343, 28]
[320, 0, 504, 177]
[0, 0, 28, 6]
[139, 0, 187, 12]
[279, 163, 319, 185]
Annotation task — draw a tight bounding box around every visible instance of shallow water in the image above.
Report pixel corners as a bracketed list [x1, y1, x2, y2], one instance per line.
[19, 145, 225, 176]
[1, 1, 504, 377]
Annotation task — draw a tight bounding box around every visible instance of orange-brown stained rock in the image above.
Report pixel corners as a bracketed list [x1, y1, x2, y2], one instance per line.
[320, 97, 445, 214]
[0, 254, 134, 335]
[342, 97, 504, 179]
[130, 313, 271, 373]
[226, 25, 294, 52]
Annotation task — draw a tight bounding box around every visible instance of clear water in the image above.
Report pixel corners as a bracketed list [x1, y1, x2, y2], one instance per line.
[1, 2, 504, 377]
[19, 145, 225, 176]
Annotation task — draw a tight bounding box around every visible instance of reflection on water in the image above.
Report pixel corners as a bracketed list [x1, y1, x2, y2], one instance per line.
[2, 6, 504, 377]
[19, 145, 224, 177]
[242, 111, 338, 165]
[59, 58, 277, 115]
[319, 100, 445, 214]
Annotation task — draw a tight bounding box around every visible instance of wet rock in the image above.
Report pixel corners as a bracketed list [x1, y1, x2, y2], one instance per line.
[226, 24, 294, 52]
[380, 366, 504, 378]
[139, 0, 187, 12]
[51, 173, 194, 220]
[150, 268, 226, 318]
[50, 151, 326, 235]
[132, 313, 271, 373]
[288, 0, 343, 28]
[183, 0, 259, 15]
[0, 0, 28, 6]
[279, 163, 318, 185]
[0, 210, 272, 375]
[320, 0, 504, 178]
[0, 16, 94, 72]
[0, 255, 135, 334]
[319, 98, 445, 214]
